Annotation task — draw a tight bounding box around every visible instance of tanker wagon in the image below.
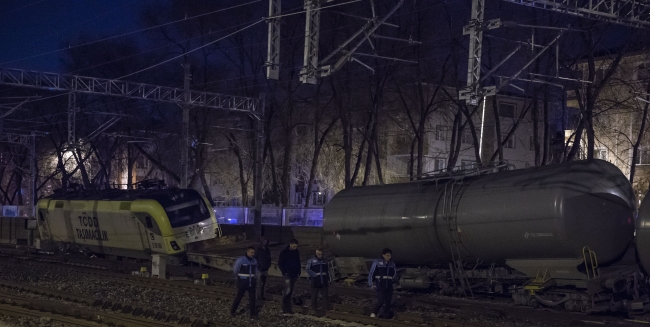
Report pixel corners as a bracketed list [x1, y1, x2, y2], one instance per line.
[324, 159, 650, 313]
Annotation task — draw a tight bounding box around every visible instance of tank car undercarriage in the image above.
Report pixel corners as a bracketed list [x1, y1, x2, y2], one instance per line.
[397, 262, 650, 315]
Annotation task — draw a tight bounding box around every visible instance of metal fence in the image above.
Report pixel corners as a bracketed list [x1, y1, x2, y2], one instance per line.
[213, 207, 324, 227]
[0, 205, 33, 218]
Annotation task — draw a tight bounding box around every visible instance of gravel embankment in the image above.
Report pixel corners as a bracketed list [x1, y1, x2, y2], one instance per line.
[0, 265, 346, 327]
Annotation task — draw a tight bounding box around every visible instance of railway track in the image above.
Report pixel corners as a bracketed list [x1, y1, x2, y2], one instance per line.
[0, 286, 199, 327]
[1, 255, 648, 327]
[0, 257, 495, 327]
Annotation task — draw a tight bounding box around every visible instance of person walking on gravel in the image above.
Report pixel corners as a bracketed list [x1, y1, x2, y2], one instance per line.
[230, 246, 259, 320]
[278, 238, 301, 314]
[306, 247, 330, 312]
[368, 248, 397, 319]
[255, 236, 272, 300]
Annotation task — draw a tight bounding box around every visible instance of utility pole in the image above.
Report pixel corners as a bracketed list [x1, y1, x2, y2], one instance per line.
[300, 0, 321, 84]
[266, 0, 281, 80]
[30, 131, 36, 217]
[459, 0, 497, 105]
[253, 94, 265, 239]
[181, 63, 191, 188]
[68, 92, 77, 147]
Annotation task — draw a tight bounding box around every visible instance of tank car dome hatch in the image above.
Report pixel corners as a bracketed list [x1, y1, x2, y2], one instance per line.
[637, 191, 650, 275]
[323, 160, 636, 267]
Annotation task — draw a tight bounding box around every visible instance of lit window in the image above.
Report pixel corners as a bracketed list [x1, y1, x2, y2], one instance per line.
[636, 149, 650, 165]
[435, 125, 448, 141]
[461, 160, 476, 170]
[462, 129, 473, 144]
[434, 158, 446, 171]
[504, 136, 515, 149]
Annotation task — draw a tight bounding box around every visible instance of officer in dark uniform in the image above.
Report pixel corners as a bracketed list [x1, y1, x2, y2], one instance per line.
[305, 247, 329, 312]
[254, 236, 271, 300]
[368, 248, 397, 318]
[278, 238, 301, 314]
[230, 246, 258, 320]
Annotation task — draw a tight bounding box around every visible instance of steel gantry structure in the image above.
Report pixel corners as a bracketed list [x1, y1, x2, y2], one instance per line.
[266, 0, 417, 84]
[0, 68, 259, 112]
[461, 0, 650, 104]
[0, 67, 265, 235]
[503, 0, 650, 29]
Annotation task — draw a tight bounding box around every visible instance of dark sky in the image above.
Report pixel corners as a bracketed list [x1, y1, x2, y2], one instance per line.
[0, 0, 151, 72]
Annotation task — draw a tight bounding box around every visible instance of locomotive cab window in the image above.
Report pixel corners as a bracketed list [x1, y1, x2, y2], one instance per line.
[149, 190, 210, 228]
[145, 216, 153, 229]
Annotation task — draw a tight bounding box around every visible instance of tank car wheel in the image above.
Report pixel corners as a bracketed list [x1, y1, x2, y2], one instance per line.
[528, 299, 540, 308]
[564, 300, 575, 312]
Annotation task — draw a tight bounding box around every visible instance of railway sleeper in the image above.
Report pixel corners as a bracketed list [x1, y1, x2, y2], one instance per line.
[0, 266, 220, 326]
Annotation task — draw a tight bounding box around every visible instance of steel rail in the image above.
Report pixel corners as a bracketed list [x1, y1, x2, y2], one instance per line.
[0, 291, 187, 327]
[0, 254, 646, 327]
[0, 258, 492, 327]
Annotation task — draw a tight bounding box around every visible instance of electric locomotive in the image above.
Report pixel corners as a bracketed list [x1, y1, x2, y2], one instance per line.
[36, 187, 221, 264]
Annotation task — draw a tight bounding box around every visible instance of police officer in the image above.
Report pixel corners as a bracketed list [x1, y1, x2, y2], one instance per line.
[368, 248, 397, 318]
[254, 236, 271, 300]
[230, 246, 258, 320]
[305, 247, 329, 312]
[278, 238, 301, 314]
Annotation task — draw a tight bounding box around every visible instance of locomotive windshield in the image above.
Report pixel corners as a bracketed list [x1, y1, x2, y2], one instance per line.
[148, 190, 211, 228]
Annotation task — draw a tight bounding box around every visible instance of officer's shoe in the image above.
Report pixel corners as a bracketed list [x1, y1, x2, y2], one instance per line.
[370, 313, 376, 318]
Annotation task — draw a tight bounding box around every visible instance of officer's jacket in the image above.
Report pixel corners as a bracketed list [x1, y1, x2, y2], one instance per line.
[305, 256, 329, 288]
[233, 255, 258, 287]
[368, 258, 397, 290]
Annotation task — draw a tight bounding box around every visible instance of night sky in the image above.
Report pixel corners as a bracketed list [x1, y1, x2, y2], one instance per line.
[0, 0, 151, 72]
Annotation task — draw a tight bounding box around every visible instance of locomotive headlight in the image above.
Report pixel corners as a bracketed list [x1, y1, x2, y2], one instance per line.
[170, 241, 180, 251]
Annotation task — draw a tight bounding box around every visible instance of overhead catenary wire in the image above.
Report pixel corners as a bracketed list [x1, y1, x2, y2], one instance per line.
[116, 18, 265, 80]
[6, 0, 562, 87]
[0, 0, 48, 17]
[0, 0, 616, 135]
[2, 0, 473, 77]
[0, 0, 262, 68]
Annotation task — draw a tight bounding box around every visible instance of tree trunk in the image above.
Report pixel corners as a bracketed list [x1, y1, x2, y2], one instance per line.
[280, 125, 293, 206]
[265, 131, 281, 206]
[532, 93, 541, 166]
[542, 90, 550, 165]
[492, 96, 504, 163]
[630, 80, 650, 184]
[304, 118, 338, 208]
[228, 133, 248, 206]
[200, 172, 216, 207]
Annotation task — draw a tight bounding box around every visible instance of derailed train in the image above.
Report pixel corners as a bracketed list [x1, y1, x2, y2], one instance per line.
[36, 187, 221, 264]
[324, 159, 650, 314]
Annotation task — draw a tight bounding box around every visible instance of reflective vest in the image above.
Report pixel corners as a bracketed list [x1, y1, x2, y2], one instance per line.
[306, 256, 329, 286]
[233, 256, 258, 287]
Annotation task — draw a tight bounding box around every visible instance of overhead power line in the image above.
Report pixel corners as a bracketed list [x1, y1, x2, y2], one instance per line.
[117, 18, 265, 80]
[0, 0, 262, 67]
[0, 0, 48, 17]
